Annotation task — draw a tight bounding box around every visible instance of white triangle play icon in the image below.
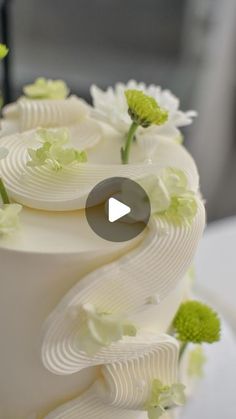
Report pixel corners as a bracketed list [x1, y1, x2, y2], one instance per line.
[108, 197, 131, 223]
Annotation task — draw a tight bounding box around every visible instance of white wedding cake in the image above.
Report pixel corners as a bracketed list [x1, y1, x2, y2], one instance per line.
[0, 77, 220, 419]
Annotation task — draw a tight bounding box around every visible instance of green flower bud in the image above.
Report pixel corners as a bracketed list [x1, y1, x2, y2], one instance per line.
[125, 89, 168, 128]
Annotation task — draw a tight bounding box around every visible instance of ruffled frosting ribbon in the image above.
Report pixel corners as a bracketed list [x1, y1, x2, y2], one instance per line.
[45, 333, 178, 419]
[41, 197, 204, 418]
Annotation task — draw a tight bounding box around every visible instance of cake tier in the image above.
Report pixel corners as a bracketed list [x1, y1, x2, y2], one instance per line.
[0, 206, 192, 418]
[0, 118, 205, 418]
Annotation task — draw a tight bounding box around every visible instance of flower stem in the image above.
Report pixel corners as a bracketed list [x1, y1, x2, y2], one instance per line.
[121, 121, 139, 164]
[179, 342, 188, 361]
[0, 177, 10, 204]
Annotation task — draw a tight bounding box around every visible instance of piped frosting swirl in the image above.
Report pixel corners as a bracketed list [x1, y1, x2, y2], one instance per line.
[3, 96, 88, 132]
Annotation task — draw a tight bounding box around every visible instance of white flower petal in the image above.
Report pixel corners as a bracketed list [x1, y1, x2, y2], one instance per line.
[91, 81, 197, 139]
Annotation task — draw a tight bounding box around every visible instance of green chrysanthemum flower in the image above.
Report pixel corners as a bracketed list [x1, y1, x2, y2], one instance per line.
[173, 301, 221, 344]
[125, 89, 168, 128]
[121, 89, 168, 163]
[0, 44, 9, 59]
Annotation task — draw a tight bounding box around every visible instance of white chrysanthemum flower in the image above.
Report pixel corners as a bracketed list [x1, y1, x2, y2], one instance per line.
[0, 204, 22, 235]
[90, 80, 197, 141]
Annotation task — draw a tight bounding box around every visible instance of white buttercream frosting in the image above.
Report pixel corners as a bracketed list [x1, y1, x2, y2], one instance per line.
[95, 334, 178, 410]
[44, 385, 176, 419]
[42, 203, 204, 376]
[0, 128, 198, 211]
[0, 103, 205, 419]
[3, 95, 89, 131]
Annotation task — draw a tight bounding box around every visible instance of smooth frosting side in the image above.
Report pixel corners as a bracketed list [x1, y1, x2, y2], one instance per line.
[3, 96, 89, 131]
[0, 205, 140, 254]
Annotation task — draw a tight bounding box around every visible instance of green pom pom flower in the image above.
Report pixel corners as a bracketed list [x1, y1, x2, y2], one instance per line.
[125, 89, 168, 128]
[121, 89, 168, 164]
[145, 379, 186, 419]
[173, 301, 221, 344]
[23, 77, 69, 100]
[0, 44, 9, 59]
[27, 128, 87, 171]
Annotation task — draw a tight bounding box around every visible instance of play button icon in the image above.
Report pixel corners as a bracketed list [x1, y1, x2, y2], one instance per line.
[85, 177, 151, 242]
[108, 198, 131, 223]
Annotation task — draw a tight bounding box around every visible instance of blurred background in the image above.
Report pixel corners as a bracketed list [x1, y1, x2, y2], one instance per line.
[1, 0, 236, 221]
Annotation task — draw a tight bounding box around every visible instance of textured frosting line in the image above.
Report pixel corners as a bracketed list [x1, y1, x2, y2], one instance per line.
[42, 200, 205, 375]
[44, 386, 174, 419]
[3, 96, 88, 131]
[95, 335, 178, 409]
[0, 133, 199, 211]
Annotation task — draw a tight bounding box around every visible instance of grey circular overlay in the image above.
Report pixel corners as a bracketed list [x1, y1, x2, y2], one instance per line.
[85, 177, 151, 242]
